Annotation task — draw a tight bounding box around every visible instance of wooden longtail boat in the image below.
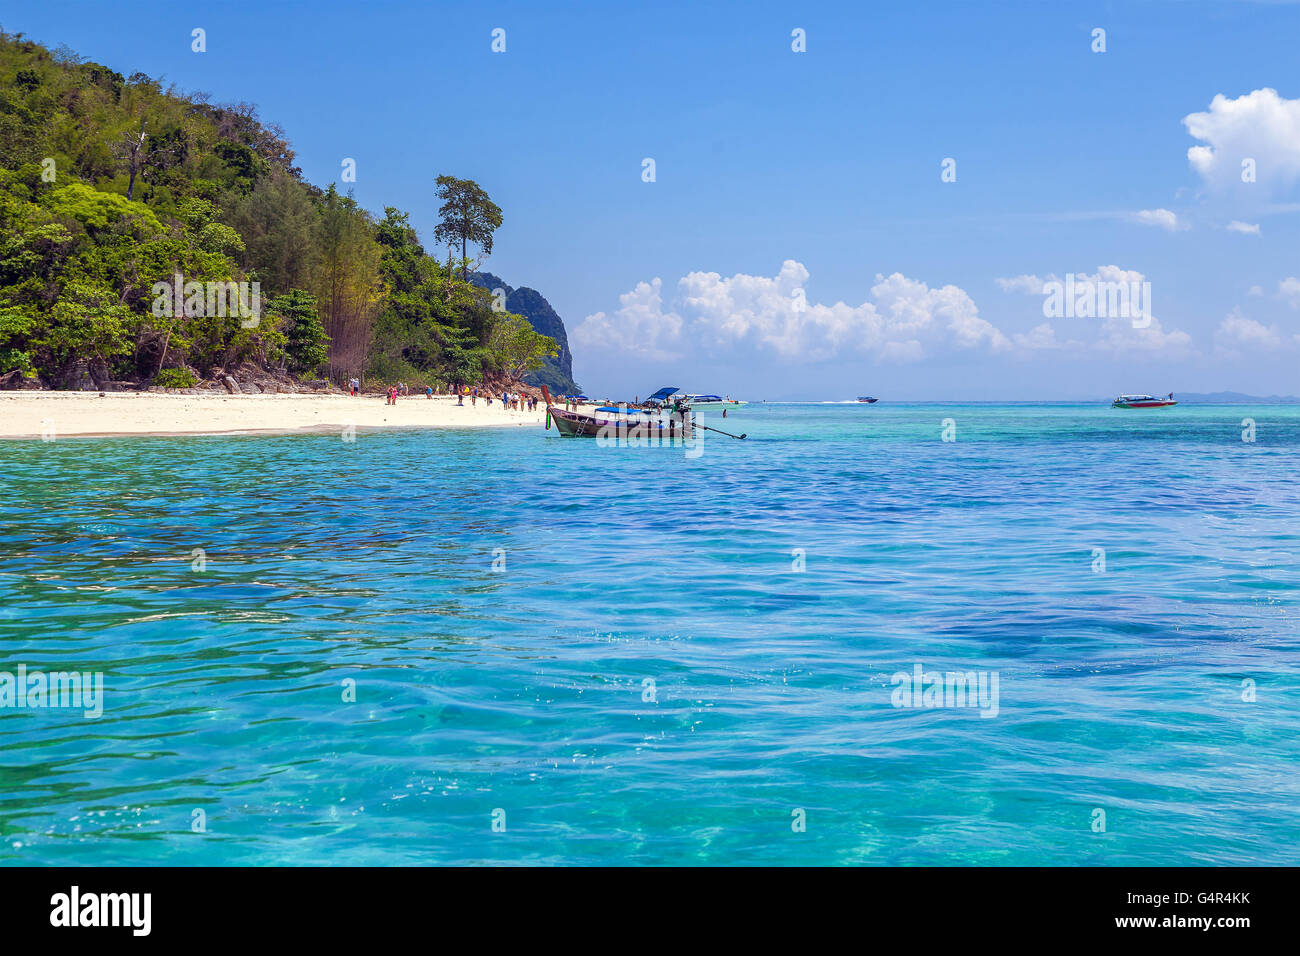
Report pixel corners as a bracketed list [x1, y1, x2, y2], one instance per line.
[542, 386, 695, 439]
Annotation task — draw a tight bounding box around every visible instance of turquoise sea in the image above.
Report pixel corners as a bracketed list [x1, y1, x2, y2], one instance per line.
[1, 402, 1298, 865]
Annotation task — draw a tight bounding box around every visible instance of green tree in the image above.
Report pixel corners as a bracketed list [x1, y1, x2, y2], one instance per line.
[313, 185, 381, 382]
[432, 175, 502, 279]
[268, 289, 329, 374]
[487, 312, 558, 378]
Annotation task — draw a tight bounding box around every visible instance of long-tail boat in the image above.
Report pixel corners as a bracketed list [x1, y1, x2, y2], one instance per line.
[542, 386, 695, 439]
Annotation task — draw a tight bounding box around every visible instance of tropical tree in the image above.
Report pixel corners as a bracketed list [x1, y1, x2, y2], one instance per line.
[432, 175, 502, 279]
[267, 289, 328, 374]
[313, 185, 382, 383]
[487, 311, 558, 378]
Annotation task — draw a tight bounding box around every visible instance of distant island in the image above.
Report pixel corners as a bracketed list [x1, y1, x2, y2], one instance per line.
[1167, 392, 1300, 404]
[0, 31, 566, 395]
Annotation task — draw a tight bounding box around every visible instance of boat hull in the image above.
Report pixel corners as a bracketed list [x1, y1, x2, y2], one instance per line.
[547, 407, 694, 439]
[1112, 400, 1177, 408]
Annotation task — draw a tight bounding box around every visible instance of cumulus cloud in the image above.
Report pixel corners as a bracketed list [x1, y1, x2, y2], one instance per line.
[1226, 220, 1261, 235]
[1183, 88, 1300, 192]
[1215, 308, 1283, 355]
[1085, 266, 1192, 354]
[995, 274, 1051, 295]
[573, 261, 1010, 364]
[1010, 322, 1081, 352]
[996, 265, 1192, 355]
[1131, 208, 1186, 231]
[1278, 277, 1300, 309]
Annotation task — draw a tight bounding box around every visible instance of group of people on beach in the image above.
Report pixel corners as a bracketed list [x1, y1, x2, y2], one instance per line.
[382, 382, 415, 405]
[452, 386, 539, 411]
[347, 379, 540, 410]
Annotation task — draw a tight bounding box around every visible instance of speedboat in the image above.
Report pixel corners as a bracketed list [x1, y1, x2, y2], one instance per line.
[684, 394, 747, 406]
[1112, 393, 1177, 408]
[856, 396, 878, 403]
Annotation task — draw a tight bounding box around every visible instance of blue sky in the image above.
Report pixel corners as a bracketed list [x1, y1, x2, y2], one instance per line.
[5, 0, 1300, 399]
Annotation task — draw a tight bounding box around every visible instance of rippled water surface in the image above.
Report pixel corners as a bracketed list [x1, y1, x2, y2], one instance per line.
[2, 403, 1298, 865]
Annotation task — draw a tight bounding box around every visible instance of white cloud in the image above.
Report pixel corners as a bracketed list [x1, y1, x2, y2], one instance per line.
[1184, 88, 1300, 192]
[995, 274, 1051, 295]
[996, 265, 1191, 354]
[573, 261, 1010, 364]
[1011, 322, 1080, 351]
[579, 261, 1197, 371]
[1084, 266, 1192, 354]
[1279, 277, 1300, 308]
[1226, 220, 1261, 235]
[1131, 208, 1187, 231]
[1215, 308, 1283, 353]
[574, 278, 684, 362]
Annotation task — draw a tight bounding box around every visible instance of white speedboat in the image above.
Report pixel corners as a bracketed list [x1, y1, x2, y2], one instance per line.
[684, 394, 747, 407]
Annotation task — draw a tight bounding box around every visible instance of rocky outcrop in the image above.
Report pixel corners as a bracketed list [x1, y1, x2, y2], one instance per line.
[11, 361, 340, 395]
[471, 272, 581, 395]
[200, 363, 340, 395]
[0, 369, 43, 390]
[52, 360, 99, 391]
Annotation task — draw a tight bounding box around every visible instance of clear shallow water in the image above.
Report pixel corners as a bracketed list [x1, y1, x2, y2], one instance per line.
[1, 402, 1298, 865]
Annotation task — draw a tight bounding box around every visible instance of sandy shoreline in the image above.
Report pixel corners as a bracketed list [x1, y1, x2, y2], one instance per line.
[0, 392, 556, 439]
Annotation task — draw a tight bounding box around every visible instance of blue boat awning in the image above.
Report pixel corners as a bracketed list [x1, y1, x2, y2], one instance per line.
[645, 386, 680, 403]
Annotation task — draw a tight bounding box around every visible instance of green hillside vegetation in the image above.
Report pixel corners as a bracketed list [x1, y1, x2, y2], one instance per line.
[0, 31, 557, 390]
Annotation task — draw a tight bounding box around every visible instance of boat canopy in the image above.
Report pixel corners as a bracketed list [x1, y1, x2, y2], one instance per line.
[596, 405, 653, 415]
[644, 386, 680, 403]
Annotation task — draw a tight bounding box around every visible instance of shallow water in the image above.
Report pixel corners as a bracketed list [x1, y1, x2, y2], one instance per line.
[1, 403, 1298, 864]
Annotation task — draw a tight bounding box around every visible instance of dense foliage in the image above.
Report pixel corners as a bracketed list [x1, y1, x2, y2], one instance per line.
[0, 32, 557, 389]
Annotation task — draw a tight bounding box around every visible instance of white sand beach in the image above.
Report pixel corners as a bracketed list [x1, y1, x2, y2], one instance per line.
[0, 391, 553, 439]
